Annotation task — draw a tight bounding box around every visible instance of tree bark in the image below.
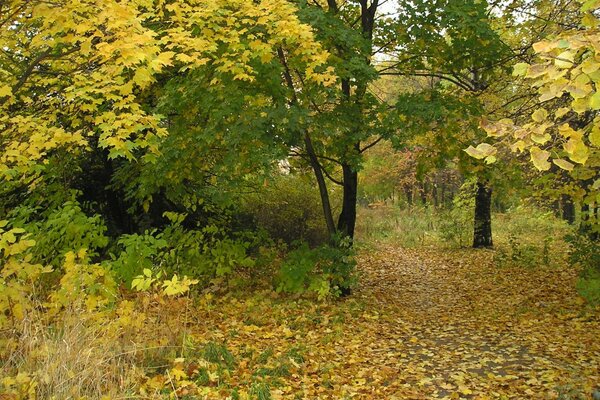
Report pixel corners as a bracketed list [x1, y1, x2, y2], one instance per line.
[404, 184, 413, 206]
[561, 194, 575, 224]
[337, 162, 358, 239]
[304, 132, 337, 238]
[473, 180, 493, 248]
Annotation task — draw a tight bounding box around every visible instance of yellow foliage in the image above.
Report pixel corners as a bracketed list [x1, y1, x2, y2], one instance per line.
[0, 0, 336, 183]
[480, 2, 600, 183]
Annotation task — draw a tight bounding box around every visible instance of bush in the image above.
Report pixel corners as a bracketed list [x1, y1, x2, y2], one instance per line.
[241, 174, 334, 247]
[110, 220, 255, 286]
[277, 237, 356, 298]
[437, 179, 475, 247]
[568, 233, 600, 305]
[8, 202, 109, 267]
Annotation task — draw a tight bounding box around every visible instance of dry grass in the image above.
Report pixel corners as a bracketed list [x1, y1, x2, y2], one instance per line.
[2, 307, 138, 399]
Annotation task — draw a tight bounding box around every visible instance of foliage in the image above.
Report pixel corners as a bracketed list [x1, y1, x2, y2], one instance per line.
[8, 202, 109, 268]
[110, 230, 168, 285]
[437, 179, 476, 247]
[568, 233, 600, 304]
[478, 0, 600, 227]
[277, 238, 356, 299]
[0, 222, 51, 328]
[241, 173, 333, 247]
[132, 268, 199, 297]
[108, 218, 255, 286]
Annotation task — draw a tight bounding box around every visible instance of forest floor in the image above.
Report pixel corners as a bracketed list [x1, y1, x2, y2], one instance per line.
[139, 243, 600, 399]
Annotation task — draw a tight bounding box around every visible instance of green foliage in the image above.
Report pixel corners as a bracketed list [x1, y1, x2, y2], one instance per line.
[249, 382, 271, 400]
[110, 222, 255, 286]
[9, 202, 109, 267]
[277, 238, 356, 299]
[437, 179, 476, 247]
[203, 342, 236, 369]
[568, 233, 600, 304]
[110, 230, 167, 285]
[241, 174, 333, 247]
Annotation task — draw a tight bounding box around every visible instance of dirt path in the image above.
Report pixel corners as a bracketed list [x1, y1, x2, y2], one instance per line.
[338, 244, 600, 399]
[168, 244, 599, 399]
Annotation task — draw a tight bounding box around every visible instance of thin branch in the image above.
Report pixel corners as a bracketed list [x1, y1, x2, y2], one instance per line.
[360, 136, 383, 153]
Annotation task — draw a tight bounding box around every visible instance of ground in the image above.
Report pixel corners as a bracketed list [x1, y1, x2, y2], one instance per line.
[141, 243, 600, 399]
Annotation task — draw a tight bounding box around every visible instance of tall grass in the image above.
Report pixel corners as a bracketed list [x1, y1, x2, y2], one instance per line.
[356, 203, 573, 258]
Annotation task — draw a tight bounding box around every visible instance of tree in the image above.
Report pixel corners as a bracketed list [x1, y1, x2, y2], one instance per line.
[480, 0, 600, 237]
[0, 0, 335, 233]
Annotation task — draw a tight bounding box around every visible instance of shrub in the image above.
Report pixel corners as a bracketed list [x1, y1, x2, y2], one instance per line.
[437, 179, 475, 247]
[241, 174, 334, 247]
[8, 202, 109, 267]
[568, 233, 600, 305]
[277, 237, 356, 299]
[110, 220, 255, 286]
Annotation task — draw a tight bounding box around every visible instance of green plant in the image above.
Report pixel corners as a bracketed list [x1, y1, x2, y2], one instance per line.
[110, 230, 167, 285]
[438, 179, 476, 247]
[9, 202, 109, 267]
[277, 237, 356, 298]
[568, 233, 600, 304]
[250, 382, 271, 400]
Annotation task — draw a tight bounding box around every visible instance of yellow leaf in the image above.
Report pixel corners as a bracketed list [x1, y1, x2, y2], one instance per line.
[530, 146, 551, 171]
[553, 158, 575, 171]
[590, 91, 600, 110]
[0, 85, 12, 97]
[555, 107, 570, 119]
[564, 139, 589, 164]
[590, 125, 600, 147]
[531, 108, 548, 122]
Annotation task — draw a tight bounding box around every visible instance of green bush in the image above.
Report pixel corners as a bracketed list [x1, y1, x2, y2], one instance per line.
[109, 220, 255, 286]
[8, 201, 109, 267]
[277, 237, 356, 298]
[437, 179, 475, 247]
[241, 174, 334, 247]
[568, 233, 600, 305]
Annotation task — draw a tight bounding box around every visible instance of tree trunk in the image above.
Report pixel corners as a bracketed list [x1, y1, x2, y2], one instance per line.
[473, 180, 493, 248]
[337, 163, 358, 239]
[561, 194, 575, 224]
[420, 181, 427, 205]
[304, 131, 337, 238]
[404, 184, 413, 206]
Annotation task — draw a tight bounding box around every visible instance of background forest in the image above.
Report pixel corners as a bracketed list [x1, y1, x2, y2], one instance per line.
[0, 0, 599, 399]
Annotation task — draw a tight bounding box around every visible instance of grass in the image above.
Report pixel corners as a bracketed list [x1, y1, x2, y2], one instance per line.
[355, 203, 574, 265]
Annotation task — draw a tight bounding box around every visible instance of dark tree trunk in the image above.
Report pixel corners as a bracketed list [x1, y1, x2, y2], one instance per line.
[561, 195, 575, 224]
[420, 181, 427, 205]
[404, 184, 413, 206]
[337, 163, 358, 239]
[473, 180, 493, 248]
[304, 132, 337, 238]
[441, 182, 446, 208]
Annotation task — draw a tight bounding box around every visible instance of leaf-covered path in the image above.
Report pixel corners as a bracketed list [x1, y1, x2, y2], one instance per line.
[349, 244, 600, 399]
[154, 245, 600, 399]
